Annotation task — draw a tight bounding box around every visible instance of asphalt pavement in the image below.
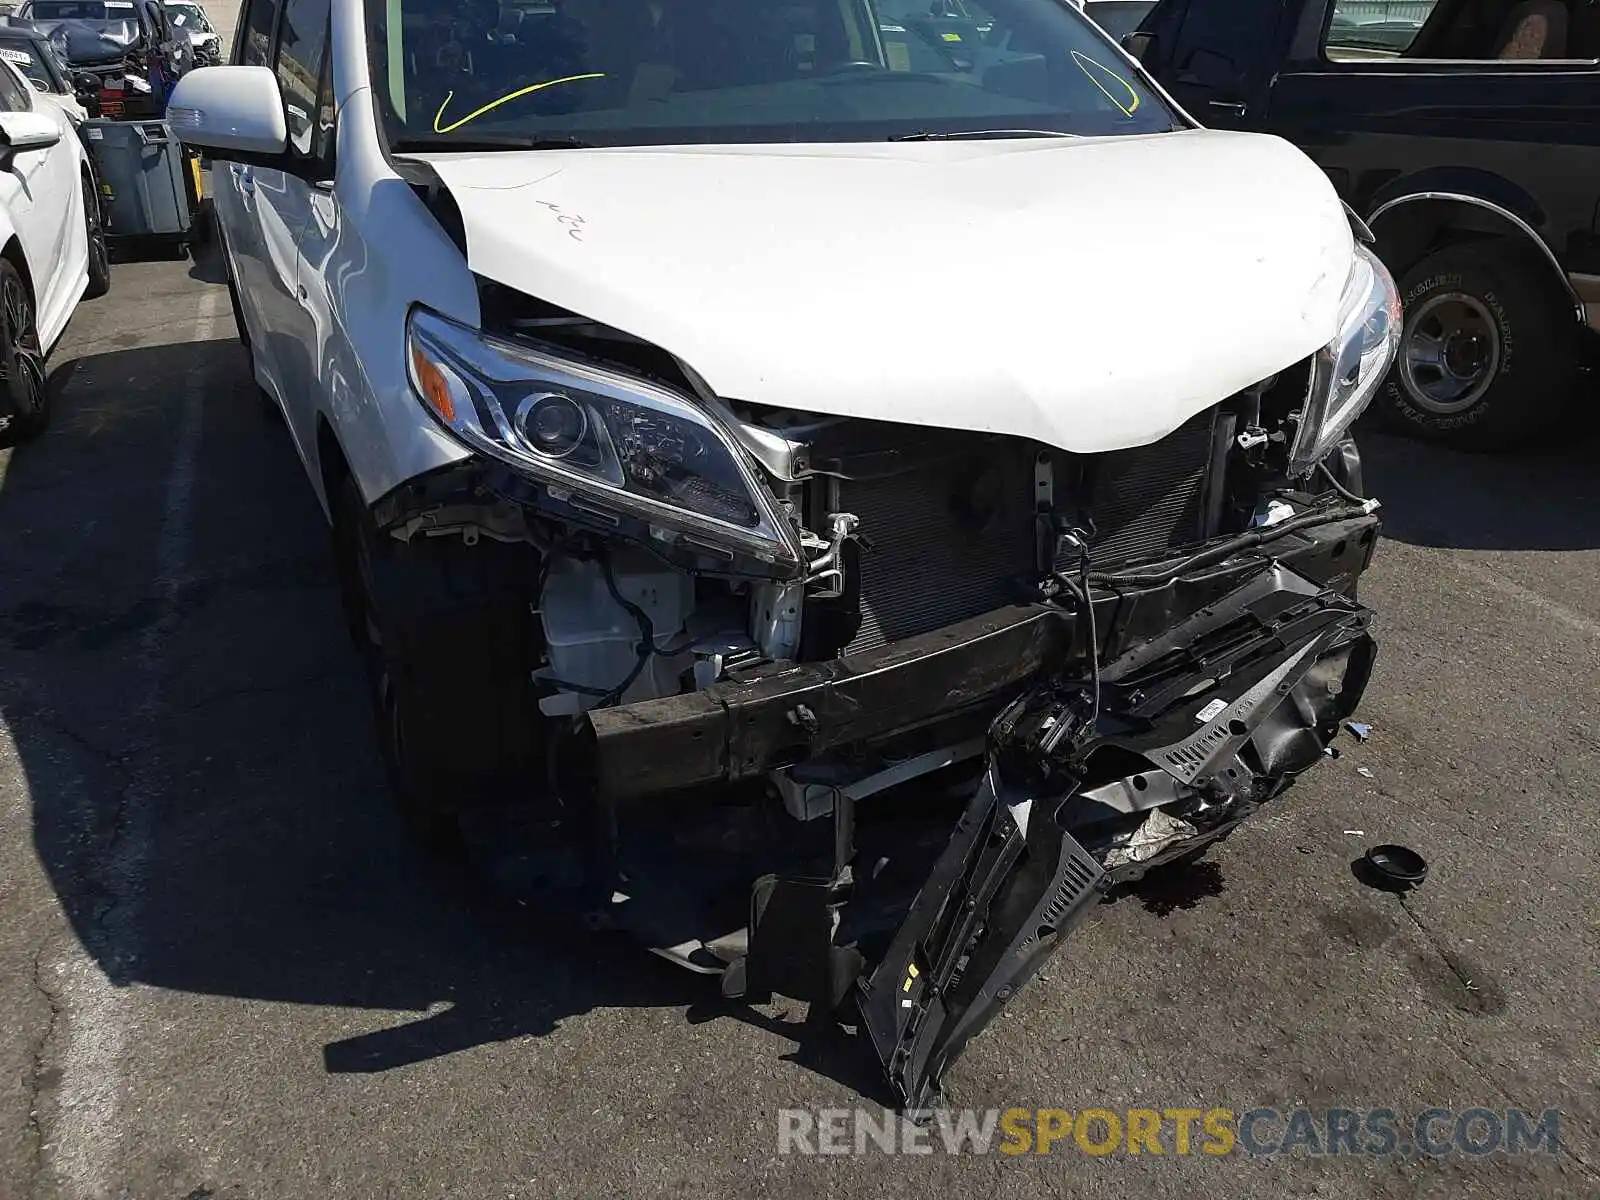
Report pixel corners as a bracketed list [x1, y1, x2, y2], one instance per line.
[1, 238, 1598, 1198]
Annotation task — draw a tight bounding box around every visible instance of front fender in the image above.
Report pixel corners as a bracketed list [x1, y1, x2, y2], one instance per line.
[310, 89, 478, 516]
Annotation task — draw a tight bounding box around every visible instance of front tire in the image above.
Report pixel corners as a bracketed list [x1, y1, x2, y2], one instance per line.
[331, 473, 546, 854]
[1379, 242, 1578, 449]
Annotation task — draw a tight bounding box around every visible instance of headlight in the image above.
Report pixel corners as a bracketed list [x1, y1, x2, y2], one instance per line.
[406, 308, 803, 575]
[1289, 242, 1402, 477]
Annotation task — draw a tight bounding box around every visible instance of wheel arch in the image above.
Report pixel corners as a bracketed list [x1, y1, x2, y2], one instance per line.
[0, 215, 36, 312]
[79, 158, 99, 212]
[1368, 192, 1584, 325]
[315, 413, 352, 521]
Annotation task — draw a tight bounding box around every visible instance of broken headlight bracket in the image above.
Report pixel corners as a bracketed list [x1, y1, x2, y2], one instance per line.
[802, 510, 865, 600]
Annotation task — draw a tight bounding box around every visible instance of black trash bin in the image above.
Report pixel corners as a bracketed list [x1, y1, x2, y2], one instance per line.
[81, 118, 192, 256]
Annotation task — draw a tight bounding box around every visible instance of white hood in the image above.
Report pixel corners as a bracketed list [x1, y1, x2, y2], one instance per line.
[416, 130, 1354, 454]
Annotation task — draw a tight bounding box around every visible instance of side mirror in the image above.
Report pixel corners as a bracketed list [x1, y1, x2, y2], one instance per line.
[1122, 31, 1155, 61]
[166, 64, 285, 156]
[0, 109, 62, 157]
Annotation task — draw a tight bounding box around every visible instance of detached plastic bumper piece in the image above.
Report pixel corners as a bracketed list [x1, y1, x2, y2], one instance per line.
[857, 563, 1375, 1109]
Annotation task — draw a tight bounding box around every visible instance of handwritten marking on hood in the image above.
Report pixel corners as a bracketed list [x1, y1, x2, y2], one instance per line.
[537, 200, 586, 242]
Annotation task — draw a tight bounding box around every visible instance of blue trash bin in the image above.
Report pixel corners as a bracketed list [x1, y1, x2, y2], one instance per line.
[81, 118, 192, 245]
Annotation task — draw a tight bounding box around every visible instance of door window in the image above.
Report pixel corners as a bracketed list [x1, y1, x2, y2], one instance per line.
[1172, 0, 1281, 89]
[274, 0, 331, 155]
[1323, 0, 1600, 61]
[235, 0, 280, 66]
[312, 45, 336, 159]
[1324, 0, 1437, 59]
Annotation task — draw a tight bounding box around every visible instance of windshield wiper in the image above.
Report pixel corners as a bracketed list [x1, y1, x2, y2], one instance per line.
[889, 128, 1081, 141]
[389, 133, 594, 153]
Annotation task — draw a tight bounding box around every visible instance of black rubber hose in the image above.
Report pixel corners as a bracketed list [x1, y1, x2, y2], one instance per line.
[1088, 501, 1374, 588]
[595, 550, 655, 709]
[1318, 459, 1371, 506]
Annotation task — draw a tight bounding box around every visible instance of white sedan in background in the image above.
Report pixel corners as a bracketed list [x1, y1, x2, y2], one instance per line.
[0, 53, 107, 442]
[164, 0, 223, 65]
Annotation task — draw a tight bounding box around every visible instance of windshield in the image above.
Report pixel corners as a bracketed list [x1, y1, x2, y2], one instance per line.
[166, 2, 208, 27]
[26, 0, 135, 16]
[0, 39, 63, 89]
[370, 0, 1180, 148]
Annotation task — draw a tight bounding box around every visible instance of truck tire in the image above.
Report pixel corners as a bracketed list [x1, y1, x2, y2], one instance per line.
[1379, 242, 1578, 449]
[331, 474, 546, 853]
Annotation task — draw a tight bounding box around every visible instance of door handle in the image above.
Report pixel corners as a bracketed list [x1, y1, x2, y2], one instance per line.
[1208, 100, 1247, 116]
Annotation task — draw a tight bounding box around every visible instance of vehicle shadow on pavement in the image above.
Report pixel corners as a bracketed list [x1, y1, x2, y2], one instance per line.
[1358, 425, 1600, 551]
[186, 251, 228, 286]
[0, 310, 824, 1096]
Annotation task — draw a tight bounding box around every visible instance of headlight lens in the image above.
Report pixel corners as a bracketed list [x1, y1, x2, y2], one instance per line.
[406, 308, 802, 574]
[1289, 242, 1402, 477]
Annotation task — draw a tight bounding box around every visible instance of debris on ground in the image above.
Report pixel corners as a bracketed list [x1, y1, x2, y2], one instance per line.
[1346, 721, 1373, 741]
[1104, 809, 1199, 868]
[1356, 766, 1375, 779]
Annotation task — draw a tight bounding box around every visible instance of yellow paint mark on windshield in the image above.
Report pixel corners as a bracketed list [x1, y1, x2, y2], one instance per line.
[1070, 50, 1140, 117]
[432, 73, 607, 134]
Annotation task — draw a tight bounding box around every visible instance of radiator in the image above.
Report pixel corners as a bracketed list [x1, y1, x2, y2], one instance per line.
[1071, 406, 1216, 565]
[837, 408, 1216, 656]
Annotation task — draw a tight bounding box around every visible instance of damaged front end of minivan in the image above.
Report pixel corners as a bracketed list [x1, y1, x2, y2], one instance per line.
[367, 245, 1394, 1108]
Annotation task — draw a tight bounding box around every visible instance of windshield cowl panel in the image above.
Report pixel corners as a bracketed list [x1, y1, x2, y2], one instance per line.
[367, 0, 1180, 150]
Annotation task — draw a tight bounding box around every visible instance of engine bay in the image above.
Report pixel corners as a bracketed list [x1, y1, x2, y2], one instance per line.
[501, 359, 1336, 722]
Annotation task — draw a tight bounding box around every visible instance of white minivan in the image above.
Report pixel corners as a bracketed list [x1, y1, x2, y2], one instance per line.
[169, 0, 1395, 1107]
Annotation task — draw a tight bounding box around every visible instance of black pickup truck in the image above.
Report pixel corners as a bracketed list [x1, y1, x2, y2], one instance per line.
[1125, 0, 1599, 448]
